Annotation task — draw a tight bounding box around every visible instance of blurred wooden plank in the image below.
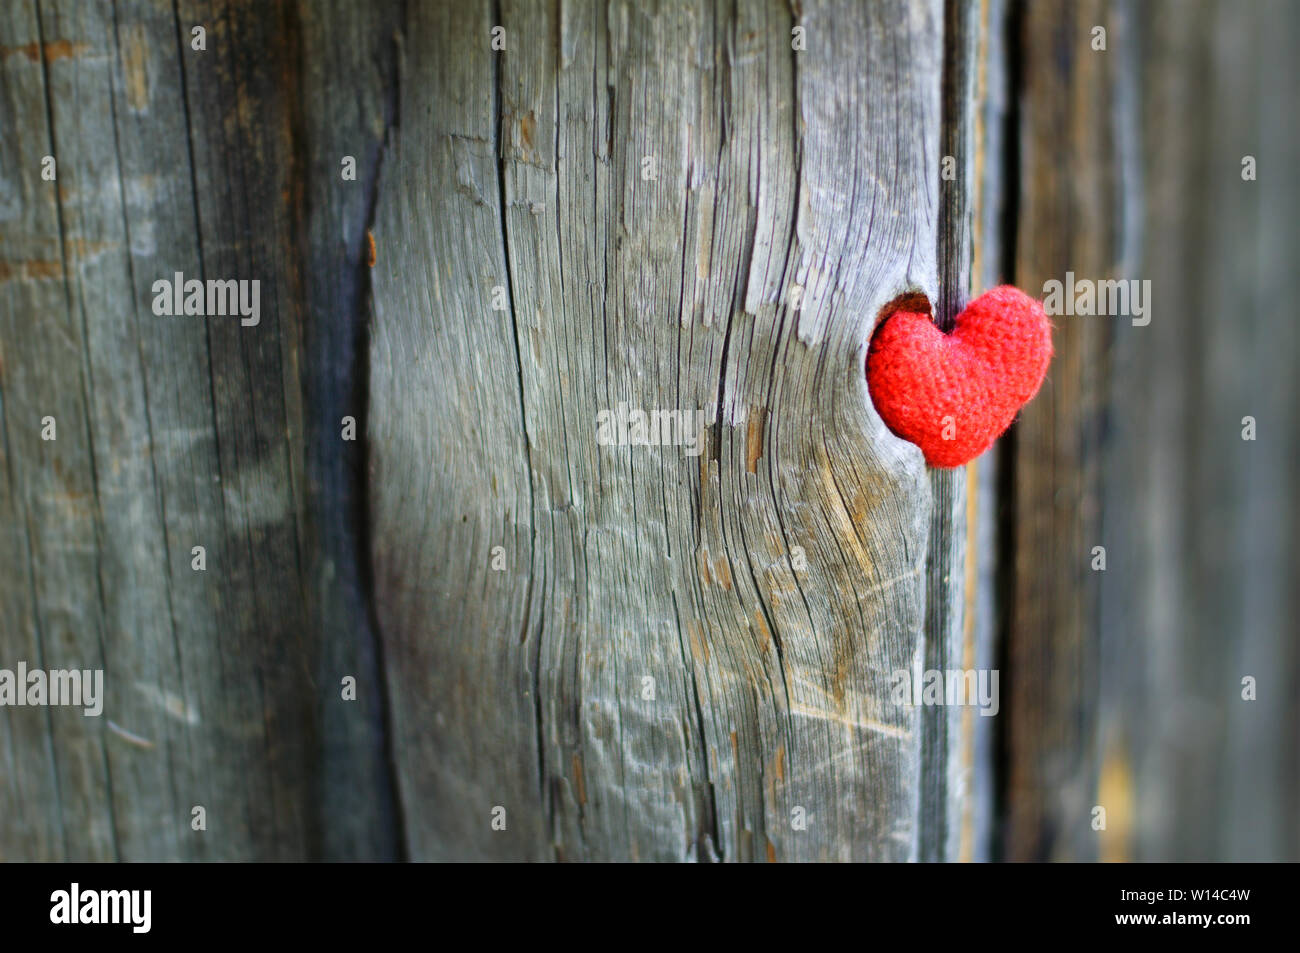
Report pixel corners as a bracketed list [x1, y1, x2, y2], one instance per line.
[0, 0, 404, 860]
[0, 0, 117, 861]
[1001, 0, 1134, 861]
[1011, 0, 1300, 864]
[1224, 0, 1300, 862]
[1105, 0, 1300, 862]
[959, 0, 1012, 864]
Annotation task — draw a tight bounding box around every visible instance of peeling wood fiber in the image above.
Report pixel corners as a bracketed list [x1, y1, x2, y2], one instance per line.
[369, 0, 947, 861]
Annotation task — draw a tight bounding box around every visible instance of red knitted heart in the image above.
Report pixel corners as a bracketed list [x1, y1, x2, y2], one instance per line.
[866, 286, 1052, 468]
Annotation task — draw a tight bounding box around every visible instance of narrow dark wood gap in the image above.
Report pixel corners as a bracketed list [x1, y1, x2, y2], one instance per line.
[989, 0, 1024, 866]
[918, 0, 977, 864]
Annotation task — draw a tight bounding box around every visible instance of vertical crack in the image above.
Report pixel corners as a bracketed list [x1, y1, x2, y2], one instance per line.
[490, 0, 543, 832]
[918, 0, 978, 864]
[349, 5, 409, 862]
[34, 0, 117, 862]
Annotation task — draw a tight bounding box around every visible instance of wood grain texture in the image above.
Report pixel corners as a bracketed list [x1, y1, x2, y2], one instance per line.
[3, 0, 1293, 865]
[998, 0, 1300, 865]
[1098, 0, 1300, 862]
[1000, 0, 1130, 862]
[0, 0, 359, 860]
[0, 0, 992, 862]
[367, 0, 947, 861]
[918, 0, 975, 864]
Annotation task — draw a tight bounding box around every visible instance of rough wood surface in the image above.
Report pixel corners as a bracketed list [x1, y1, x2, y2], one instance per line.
[918, 0, 975, 864]
[1, 0, 1014, 863]
[367, 0, 951, 861]
[7, 0, 1293, 865]
[0, 0, 403, 861]
[2, 0, 320, 859]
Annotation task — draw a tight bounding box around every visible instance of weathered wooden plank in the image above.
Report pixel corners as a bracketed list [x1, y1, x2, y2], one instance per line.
[0, 0, 338, 860]
[1099, 0, 1300, 862]
[1000, 0, 1131, 861]
[918, 0, 976, 864]
[368, 0, 944, 861]
[1217, 0, 1300, 862]
[956, 0, 1011, 864]
[0, 0, 119, 861]
[1096, 0, 1207, 865]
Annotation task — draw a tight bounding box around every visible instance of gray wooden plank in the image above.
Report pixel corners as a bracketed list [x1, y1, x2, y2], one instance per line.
[368, 0, 943, 861]
[0, 0, 354, 860]
[1001, 0, 1130, 862]
[1108, 0, 1300, 862]
[0, 0, 118, 861]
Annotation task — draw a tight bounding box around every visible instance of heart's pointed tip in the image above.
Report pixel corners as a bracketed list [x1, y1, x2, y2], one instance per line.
[924, 455, 972, 469]
[923, 433, 998, 468]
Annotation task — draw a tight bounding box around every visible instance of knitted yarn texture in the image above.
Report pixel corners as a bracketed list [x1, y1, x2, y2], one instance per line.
[866, 286, 1053, 468]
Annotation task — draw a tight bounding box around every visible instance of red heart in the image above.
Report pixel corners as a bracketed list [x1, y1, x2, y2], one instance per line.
[866, 286, 1053, 468]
